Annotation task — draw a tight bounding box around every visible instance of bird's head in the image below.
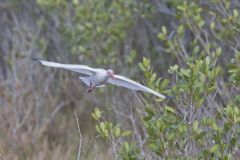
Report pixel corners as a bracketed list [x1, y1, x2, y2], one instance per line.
[107, 69, 115, 79]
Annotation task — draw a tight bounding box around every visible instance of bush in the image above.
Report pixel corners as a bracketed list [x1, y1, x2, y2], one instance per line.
[0, 0, 239, 159]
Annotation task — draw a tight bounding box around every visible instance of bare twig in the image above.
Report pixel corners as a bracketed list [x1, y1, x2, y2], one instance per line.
[74, 109, 82, 160]
[46, 101, 70, 126]
[229, 22, 240, 32]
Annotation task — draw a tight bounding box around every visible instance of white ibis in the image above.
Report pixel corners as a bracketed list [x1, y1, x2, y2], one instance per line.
[32, 59, 166, 99]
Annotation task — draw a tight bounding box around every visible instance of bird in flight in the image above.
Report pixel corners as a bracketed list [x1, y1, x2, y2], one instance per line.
[32, 59, 166, 99]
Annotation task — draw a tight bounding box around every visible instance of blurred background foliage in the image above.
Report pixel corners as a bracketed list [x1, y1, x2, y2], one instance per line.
[0, 0, 240, 159]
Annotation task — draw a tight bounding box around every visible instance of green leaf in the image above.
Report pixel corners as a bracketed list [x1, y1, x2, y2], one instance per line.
[233, 9, 238, 18]
[177, 25, 184, 35]
[124, 142, 130, 153]
[121, 130, 132, 137]
[157, 33, 165, 40]
[150, 73, 157, 83]
[234, 106, 239, 115]
[180, 68, 191, 77]
[100, 122, 106, 131]
[103, 129, 109, 138]
[91, 113, 98, 120]
[168, 65, 178, 74]
[210, 144, 219, 153]
[223, 155, 232, 160]
[211, 121, 219, 131]
[193, 120, 199, 132]
[145, 107, 155, 116]
[216, 47, 222, 56]
[93, 108, 102, 120]
[198, 20, 205, 28]
[210, 22, 215, 30]
[139, 63, 146, 71]
[148, 143, 158, 151]
[205, 56, 210, 66]
[143, 57, 149, 67]
[193, 46, 200, 54]
[230, 137, 237, 146]
[73, 0, 79, 5]
[178, 124, 187, 133]
[164, 106, 175, 113]
[161, 26, 167, 35]
[143, 116, 152, 121]
[96, 125, 101, 133]
[213, 134, 221, 143]
[114, 127, 121, 138]
[177, 5, 185, 11]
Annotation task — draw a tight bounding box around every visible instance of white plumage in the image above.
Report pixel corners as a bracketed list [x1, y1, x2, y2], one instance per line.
[33, 59, 166, 99]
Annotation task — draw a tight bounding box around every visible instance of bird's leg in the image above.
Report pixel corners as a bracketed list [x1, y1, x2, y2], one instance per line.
[87, 82, 96, 93]
[87, 82, 92, 93]
[90, 85, 96, 92]
[88, 85, 96, 93]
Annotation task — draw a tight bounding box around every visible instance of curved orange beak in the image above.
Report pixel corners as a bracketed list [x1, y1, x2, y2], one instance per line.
[110, 74, 116, 79]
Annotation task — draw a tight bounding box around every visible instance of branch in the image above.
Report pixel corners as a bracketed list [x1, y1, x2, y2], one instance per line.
[74, 109, 82, 160]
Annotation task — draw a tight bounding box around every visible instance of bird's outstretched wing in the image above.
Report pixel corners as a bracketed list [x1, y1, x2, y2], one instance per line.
[107, 75, 166, 99]
[32, 58, 97, 76]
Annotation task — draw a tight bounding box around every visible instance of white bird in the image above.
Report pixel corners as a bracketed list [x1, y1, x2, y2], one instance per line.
[32, 59, 166, 99]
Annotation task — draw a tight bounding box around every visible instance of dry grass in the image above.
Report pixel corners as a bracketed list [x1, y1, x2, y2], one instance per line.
[1, 0, 240, 159]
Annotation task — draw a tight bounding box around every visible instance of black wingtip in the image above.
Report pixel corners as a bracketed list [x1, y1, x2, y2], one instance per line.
[165, 95, 175, 99]
[31, 58, 42, 64]
[31, 58, 39, 61]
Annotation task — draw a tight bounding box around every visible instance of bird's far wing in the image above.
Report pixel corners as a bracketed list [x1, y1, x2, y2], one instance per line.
[107, 75, 166, 99]
[79, 76, 91, 86]
[79, 77, 105, 88]
[32, 59, 96, 76]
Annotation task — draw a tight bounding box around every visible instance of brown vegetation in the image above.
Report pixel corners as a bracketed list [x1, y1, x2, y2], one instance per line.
[0, 0, 240, 159]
